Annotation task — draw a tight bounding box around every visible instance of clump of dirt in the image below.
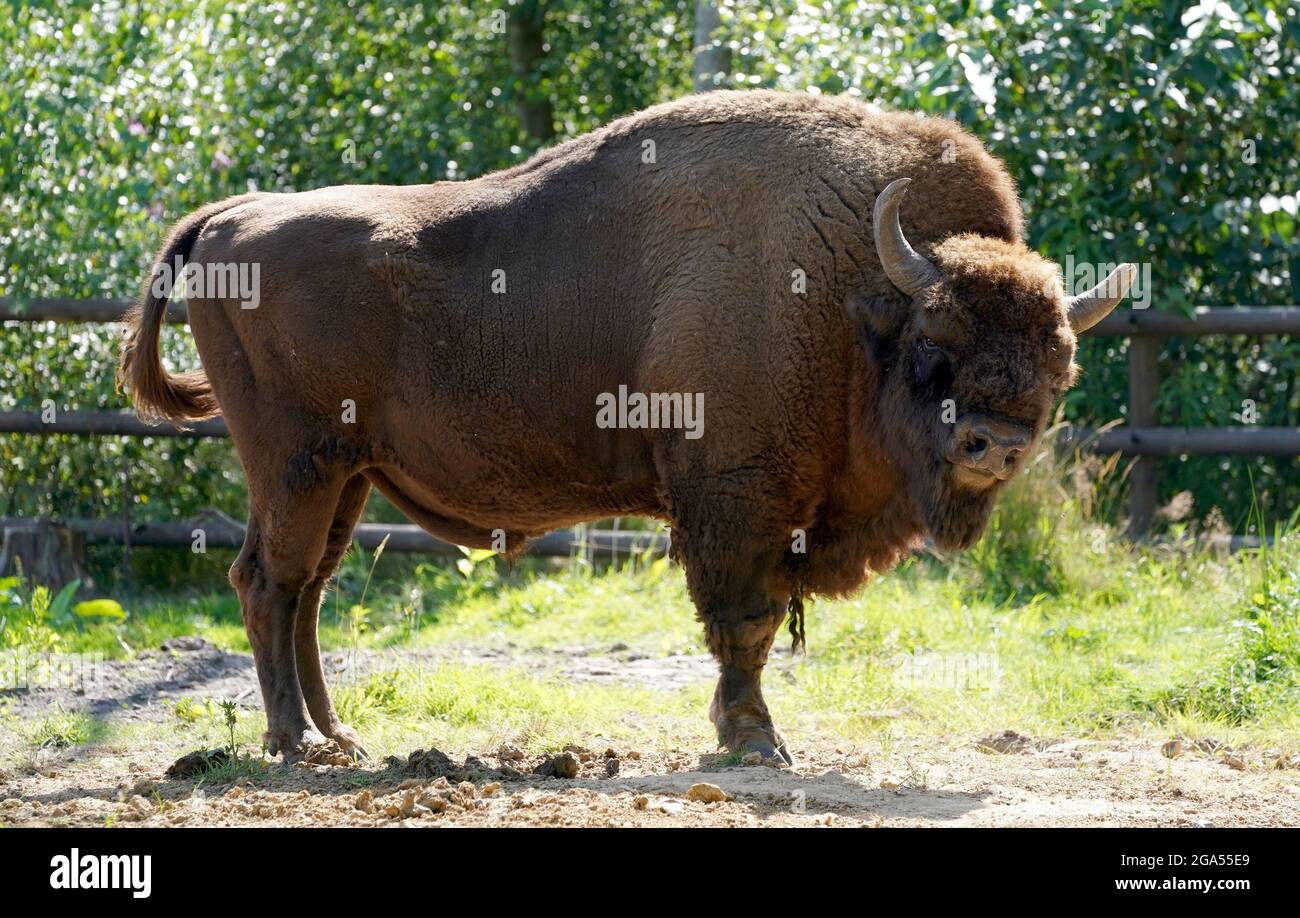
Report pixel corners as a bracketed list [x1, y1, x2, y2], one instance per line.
[534, 752, 580, 779]
[975, 730, 1054, 754]
[394, 746, 479, 782]
[160, 636, 218, 653]
[165, 748, 231, 778]
[378, 778, 474, 818]
[496, 744, 526, 763]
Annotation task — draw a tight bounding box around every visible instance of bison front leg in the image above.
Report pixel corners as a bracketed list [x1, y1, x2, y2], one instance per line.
[678, 527, 794, 765]
[704, 600, 792, 765]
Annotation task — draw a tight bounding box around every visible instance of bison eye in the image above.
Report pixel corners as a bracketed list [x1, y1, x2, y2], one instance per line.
[914, 337, 950, 388]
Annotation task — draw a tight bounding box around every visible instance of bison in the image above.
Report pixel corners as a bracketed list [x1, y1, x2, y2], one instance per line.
[119, 90, 1135, 765]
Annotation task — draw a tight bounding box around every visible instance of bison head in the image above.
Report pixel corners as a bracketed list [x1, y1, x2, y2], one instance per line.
[849, 178, 1136, 552]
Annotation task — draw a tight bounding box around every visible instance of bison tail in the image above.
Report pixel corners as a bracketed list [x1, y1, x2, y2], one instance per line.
[116, 193, 265, 424]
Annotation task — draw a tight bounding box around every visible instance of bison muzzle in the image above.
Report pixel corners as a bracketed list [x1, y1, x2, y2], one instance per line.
[119, 90, 1135, 765]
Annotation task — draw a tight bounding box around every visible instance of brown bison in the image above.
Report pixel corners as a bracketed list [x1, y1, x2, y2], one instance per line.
[119, 90, 1135, 764]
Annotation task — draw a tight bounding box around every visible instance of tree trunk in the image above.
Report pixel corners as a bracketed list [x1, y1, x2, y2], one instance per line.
[0, 519, 92, 592]
[507, 0, 555, 143]
[692, 0, 731, 91]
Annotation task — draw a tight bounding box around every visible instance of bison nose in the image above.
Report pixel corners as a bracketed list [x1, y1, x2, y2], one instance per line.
[949, 418, 1031, 479]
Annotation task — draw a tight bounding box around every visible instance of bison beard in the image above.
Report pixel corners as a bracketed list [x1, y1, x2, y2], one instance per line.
[919, 465, 1003, 553]
[884, 383, 1007, 554]
[117, 90, 1134, 765]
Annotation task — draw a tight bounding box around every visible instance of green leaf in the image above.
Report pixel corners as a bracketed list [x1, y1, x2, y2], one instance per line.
[73, 598, 127, 620]
[48, 580, 81, 618]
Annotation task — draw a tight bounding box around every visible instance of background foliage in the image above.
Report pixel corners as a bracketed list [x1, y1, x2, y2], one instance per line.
[2, 0, 1296, 535]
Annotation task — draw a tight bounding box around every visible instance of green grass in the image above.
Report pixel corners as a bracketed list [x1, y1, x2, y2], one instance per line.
[332, 663, 713, 757]
[27, 709, 105, 749]
[792, 548, 1299, 743]
[403, 555, 699, 653]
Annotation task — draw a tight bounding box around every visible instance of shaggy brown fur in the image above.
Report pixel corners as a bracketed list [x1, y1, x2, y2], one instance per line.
[118, 90, 1123, 764]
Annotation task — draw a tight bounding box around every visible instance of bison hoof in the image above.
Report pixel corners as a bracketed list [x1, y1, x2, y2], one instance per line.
[740, 738, 795, 767]
[265, 727, 329, 764]
[328, 723, 369, 761]
[716, 709, 796, 767]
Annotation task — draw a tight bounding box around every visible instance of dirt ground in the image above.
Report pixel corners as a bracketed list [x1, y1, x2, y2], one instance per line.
[3, 639, 1299, 828]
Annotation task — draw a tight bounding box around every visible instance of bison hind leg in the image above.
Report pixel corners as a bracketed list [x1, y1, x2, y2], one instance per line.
[294, 473, 373, 760]
[230, 515, 327, 763]
[231, 463, 364, 763]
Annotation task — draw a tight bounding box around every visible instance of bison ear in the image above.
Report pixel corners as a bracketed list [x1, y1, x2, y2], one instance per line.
[846, 291, 909, 361]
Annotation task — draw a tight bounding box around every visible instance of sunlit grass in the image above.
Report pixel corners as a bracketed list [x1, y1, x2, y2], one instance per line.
[406, 556, 700, 654]
[775, 541, 1300, 746]
[26, 709, 103, 749]
[332, 662, 713, 758]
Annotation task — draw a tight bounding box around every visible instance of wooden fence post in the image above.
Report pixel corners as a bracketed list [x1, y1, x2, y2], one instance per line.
[1127, 338, 1160, 536]
[121, 449, 132, 591]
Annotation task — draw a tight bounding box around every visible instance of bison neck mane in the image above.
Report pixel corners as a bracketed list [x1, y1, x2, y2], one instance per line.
[775, 346, 928, 601]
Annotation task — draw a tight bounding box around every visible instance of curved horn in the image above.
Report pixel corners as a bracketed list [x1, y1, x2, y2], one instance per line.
[873, 178, 942, 297]
[1066, 263, 1138, 333]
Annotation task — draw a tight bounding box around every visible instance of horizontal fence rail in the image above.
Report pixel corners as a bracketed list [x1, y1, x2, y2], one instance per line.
[0, 297, 185, 324]
[7, 297, 1300, 335]
[7, 412, 1299, 458]
[0, 516, 669, 559]
[1067, 425, 1300, 456]
[1090, 306, 1300, 337]
[0, 410, 228, 438]
[1, 515, 1266, 560]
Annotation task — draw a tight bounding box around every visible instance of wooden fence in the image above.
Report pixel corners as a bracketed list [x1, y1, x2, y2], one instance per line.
[4, 296, 1300, 541]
